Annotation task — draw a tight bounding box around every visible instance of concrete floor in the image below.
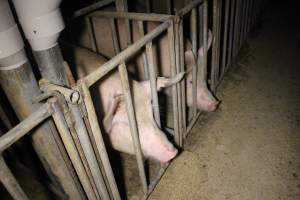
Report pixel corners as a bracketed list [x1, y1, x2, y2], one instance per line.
[149, 2, 300, 200]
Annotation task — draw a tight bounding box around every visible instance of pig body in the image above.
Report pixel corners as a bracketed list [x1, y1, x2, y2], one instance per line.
[76, 15, 219, 112]
[63, 45, 178, 163]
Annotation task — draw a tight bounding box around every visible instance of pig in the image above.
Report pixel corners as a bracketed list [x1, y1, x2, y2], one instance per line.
[62, 44, 181, 163]
[75, 15, 219, 112]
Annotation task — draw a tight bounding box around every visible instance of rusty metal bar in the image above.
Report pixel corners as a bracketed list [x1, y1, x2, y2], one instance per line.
[72, 0, 115, 19]
[167, 21, 180, 146]
[118, 63, 148, 192]
[146, 42, 161, 127]
[0, 156, 29, 200]
[0, 103, 51, 152]
[83, 20, 171, 87]
[50, 99, 98, 200]
[80, 81, 121, 200]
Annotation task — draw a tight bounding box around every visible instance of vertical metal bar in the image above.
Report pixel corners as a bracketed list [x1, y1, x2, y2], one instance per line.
[174, 19, 183, 146]
[146, 42, 161, 127]
[146, 0, 151, 13]
[211, 0, 220, 91]
[203, 0, 208, 88]
[221, 0, 230, 76]
[232, 0, 240, 58]
[115, 0, 132, 46]
[86, 16, 97, 53]
[51, 100, 98, 200]
[216, 0, 222, 85]
[0, 156, 29, 200]
[227, 0, 236, 66]
[138, 20, 150, 80]
[118, 63, 148, 192]
[178, 19, 186, 140]
[190, 8, 198, 118]
[80, 82, 121, 200]
[166, 0, 172, 14]
[109, 18, 121, 54]
[167, 21, 180, 146]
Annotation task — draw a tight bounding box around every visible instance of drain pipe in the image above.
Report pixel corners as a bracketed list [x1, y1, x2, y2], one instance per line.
[10, 0, 117, 199]
[0, 0, 84, 199]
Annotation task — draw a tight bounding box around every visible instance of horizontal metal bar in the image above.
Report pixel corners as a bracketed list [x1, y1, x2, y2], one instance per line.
[89, 11, 172, 22]
[0, 103, 52, 152]
[82, 20, 171, 87]
[72, 0, 115, 19]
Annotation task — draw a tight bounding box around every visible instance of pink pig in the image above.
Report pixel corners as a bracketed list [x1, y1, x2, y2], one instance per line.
[62, 45, 180, 162]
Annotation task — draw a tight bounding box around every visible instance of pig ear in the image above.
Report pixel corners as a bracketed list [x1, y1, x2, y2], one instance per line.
[184, 50, 197, 74]
[157, 72, 185, 90]
[198, 29, 213, 58]
[103, 94, 124, 133]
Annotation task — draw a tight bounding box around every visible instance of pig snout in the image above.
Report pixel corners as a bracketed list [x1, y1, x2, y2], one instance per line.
[197, 89, 219, 112]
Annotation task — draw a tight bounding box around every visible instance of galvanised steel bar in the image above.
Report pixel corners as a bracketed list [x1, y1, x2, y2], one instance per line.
[118, 62, 148, 192]
[166, 0, 172, 14]
[176, 0, 204, 17]
[0, 156, 29, 200]
[80, 81, 121, 200]
[72, 0, 115, 19]
[146, 42, 162, 127]
[115, 0, 132, 47]
[0, 103, 51, 152]
[221, 0, 231, 77]
[83, 20, 171, 87]
[232, 0, 240, 58]
[0, 103, 13, 130]
[168, 21, 181, 146]
[190, 8, 198, 118]
[50, 99, 98, 200]
[146, 0, 151, 13]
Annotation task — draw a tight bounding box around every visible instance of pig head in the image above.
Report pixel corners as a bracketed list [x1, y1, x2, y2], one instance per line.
[62, 44, 178, 163]
[184, 31, 219, 112]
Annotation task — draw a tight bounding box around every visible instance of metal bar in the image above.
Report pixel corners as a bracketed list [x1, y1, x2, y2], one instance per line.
[83, 20, 171, 87]
[176, 0, 204, 17]
[138, 20, 150, 80]
[166, 0, 172, 14]
[146, 42, 161, 127]
[221, 0, 230, 76]
[211, 0, 219, 91]
[178, 19, 187, 139]
[227, 0, 236, 66]
[86, 16, 97, 53]
[0, 103, 51, 152]
[72, 0, 115, 19]
[109, 18, 121, 54]
[118, 63, 148, 192]
[190, 8, 198, 118]
[50, 100, 98, 200]
[167, 22, 180, 146]
[186, 112, 201, 134]
[80, 81, 121, 200]
[0, 104, 13, 130]
[174, 19, 183, 146]
[215, 0, 222, 86]
[146, 0, 151, 13]
[89, 11, 172, 22]
[0, 156, 29, 200]
[115, 0, 132, 47]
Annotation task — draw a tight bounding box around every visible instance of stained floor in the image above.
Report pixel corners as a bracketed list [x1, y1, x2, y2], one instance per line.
[149, 2, 300, 200]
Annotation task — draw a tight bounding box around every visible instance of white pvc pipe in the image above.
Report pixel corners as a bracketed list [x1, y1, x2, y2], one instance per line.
[0, 0, 27, 70]
[11, 0, 65, 51]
